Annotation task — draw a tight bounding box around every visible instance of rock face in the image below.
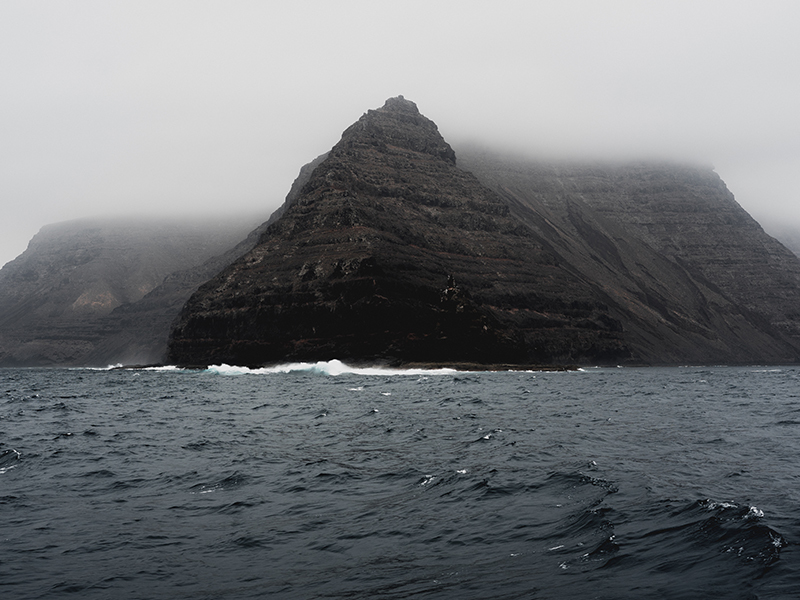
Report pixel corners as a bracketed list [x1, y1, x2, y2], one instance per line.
[457, 152, 800, 355]
[0, 217, 261, 366]
[167, 97, 800, 367]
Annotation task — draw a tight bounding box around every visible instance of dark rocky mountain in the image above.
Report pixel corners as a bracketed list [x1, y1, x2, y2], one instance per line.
[4, 97, 799, 368]
[457, 151, 800, 361]
[0, 217, 262, 366]
[167, 97, 800, 367]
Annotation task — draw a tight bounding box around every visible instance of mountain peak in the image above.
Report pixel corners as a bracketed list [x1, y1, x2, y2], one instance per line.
[167, 99, 632, 367]
[337, 96, 456, 164]
[164, 98, 800, 368]
[378, 95, 419, 114]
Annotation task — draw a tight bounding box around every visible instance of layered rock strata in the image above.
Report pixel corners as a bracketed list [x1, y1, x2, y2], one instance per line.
[167, 97, 800, 367]
[459, 152, 800, 354]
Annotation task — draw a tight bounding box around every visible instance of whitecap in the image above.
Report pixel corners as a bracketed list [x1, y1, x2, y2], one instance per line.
[703, 499, 738, 510]
[205, 359, 458, 377]
[746, 506, 764, 519]
[205, 364, 259, 375]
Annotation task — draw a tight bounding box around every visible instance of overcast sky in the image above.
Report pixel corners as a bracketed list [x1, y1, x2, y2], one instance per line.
[2, 0, 799, 267]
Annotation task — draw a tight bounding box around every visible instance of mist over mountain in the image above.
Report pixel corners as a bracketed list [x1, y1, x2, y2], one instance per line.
[0, 216, 263, 366]
[2, 97, 799, 368]
[457, 150, 800, 356]
[761, 223, 800, 259]
[166, 97, 800, 368]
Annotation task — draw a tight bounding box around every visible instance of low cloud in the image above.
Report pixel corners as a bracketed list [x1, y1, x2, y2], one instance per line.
[2, 1, 799, 267]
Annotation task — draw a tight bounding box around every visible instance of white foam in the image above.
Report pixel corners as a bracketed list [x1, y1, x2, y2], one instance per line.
[83, 364, 183, 371]
[746, 506, 764, 519]
[205, 359, 458, 377]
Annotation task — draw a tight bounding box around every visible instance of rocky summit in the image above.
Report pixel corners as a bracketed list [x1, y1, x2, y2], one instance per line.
[167, 97, 800, 367]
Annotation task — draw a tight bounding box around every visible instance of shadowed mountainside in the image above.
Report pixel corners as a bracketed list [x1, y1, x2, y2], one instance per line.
[167, 97, 800, 367]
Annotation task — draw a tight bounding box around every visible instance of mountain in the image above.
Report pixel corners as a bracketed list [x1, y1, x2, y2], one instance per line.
[0, 217, 262, 366]
[457, 150, 800, 361]
[4, 97, 799, 368]
[78, 155, 330, 366]
[167, 97, 800, 367]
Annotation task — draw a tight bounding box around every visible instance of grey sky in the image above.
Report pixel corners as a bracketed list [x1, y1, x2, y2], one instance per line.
[2, 0, 799, 268]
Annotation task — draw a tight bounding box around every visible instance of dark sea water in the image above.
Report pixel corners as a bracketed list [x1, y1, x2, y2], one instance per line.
[2, 363, 799, 599]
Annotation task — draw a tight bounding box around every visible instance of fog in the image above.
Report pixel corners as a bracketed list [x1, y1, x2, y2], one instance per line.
[2, 0, 799, 268]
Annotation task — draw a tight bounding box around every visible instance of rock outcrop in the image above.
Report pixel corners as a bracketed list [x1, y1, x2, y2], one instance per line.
[167, 97, 800, 367]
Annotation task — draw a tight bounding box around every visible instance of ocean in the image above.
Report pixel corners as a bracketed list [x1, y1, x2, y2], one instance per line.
[1, 363, 798, 599]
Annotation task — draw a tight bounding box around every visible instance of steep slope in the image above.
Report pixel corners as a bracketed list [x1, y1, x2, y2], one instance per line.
[459, 151, 800, 357]
[0, 217, 259, 366]
[6, 98, 799, 368]
[82, 155, 329, 365]
[168, 97, 799, 367]
[760, 223, 800, 259]
[169, 97, 625, 366]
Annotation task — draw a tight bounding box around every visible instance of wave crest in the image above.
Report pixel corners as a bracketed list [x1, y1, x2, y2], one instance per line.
[205, 359, 456, 376]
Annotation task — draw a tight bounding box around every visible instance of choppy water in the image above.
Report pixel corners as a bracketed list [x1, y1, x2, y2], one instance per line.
[2, 363, 799, 599]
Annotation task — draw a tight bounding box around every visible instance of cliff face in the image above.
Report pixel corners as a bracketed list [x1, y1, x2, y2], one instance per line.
[167, 97, 800, 367]
[170, 97, 582, 365]
[458, 153, 800, 355]
[0, 217, 260, 366]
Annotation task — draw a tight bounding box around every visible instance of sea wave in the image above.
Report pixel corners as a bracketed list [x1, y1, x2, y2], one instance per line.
[204, 359, 458, 377]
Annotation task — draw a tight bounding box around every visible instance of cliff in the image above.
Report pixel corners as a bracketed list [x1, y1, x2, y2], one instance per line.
[167, 97, 800, 367]
[458, 152, 800, 354]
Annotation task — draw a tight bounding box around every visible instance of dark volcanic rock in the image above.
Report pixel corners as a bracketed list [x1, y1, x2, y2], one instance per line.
[168, 96, 800, 367]
[169, 96, 629, 366]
